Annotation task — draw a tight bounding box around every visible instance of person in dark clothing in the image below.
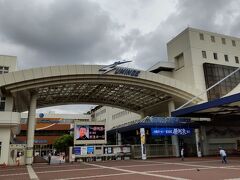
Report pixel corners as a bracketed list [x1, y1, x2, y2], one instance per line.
[76, 126, 89, 140]
[48, 152, 52, 165]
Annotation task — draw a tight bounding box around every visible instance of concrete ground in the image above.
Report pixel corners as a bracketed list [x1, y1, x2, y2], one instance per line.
[1, 157, 240, 180]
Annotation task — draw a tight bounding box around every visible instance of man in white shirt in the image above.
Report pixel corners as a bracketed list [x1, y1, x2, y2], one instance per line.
[180, 148, 184, 161]
[219, 147, 227, 164]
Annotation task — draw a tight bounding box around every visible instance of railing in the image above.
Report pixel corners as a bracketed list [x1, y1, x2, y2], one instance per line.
[131, 144, 176, 159]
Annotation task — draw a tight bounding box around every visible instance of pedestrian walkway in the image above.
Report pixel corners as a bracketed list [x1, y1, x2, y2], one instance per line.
[1, 157, 240, 179]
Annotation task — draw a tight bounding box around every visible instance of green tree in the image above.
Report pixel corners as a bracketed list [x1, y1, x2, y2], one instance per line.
[53, 134, 73, 153]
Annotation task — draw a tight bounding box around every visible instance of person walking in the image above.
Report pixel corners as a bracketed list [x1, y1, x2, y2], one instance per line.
[16, 152, 22, 166]
[48, 152, 52, 165]
[219, 147, 227, 164]
[180, 148, 184, 161]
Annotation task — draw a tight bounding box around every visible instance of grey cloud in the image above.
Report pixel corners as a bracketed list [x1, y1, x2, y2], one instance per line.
[0, 0, 125, 68]
[129, 0, 240, 69]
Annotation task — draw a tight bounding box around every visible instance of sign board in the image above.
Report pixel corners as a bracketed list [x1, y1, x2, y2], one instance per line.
[81, 147, 87, 156]
[73, 147, 81, 155]
[87, 146, 94, 154]
[74, 121, 106, 145]
[114, 67, 140, 77]
[151, 128, 192, 136]
[140, 128, 146, 160]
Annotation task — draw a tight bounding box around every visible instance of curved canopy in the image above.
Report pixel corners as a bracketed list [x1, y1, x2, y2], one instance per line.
[0, 65, 203, 114]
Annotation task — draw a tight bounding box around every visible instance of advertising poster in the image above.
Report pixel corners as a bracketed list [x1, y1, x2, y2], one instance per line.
[107, 147, 113, 154]
[81, 146, 87, 155]
[87, 146, 94, 154]
[140, 128, 146, 160]
[151, 128, 192, 136]
[73, 147, 81, 155]
[74, 121, 106, 145]
[75, 125, 90, 140]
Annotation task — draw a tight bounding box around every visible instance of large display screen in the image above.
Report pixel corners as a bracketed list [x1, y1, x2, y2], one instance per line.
[151, 127, 192, 136]
[74, 121, 106, 145]
[75, 125, 105, 140]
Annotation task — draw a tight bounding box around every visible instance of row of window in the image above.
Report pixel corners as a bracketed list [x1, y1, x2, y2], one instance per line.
[202, 51, 239, 64]
[0, 66, 9, 74]
[203, 63, 240, 101]
[199, 33, 237, 47]
[112, 110, 130, 120]
[95, 109, 106, 117]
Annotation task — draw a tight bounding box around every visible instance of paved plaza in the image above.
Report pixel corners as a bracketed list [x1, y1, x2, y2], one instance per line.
[1, 157, 240, 180]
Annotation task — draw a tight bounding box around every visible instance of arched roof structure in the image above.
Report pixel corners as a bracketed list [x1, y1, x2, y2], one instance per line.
[0, 65, 203, 114]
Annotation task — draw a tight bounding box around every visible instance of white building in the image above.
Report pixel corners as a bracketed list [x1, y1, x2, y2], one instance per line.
[0, 55, 20, 165]
[164, 27, 240, 99]
[94, 27, 240, 128]
[92, 28, 240, 155]
[1, 27, 240, 164]
[91, 106, 141, 131]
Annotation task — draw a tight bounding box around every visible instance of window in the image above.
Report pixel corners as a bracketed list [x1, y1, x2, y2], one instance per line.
[203, 63, 240, 101]
[224, 55, 229, 62]
[0, 66, 9, 74]
[0, 97, 6, 111]
[213, 53, 218, 60]
[211, 36, 215, 42]
[112, 110, 129, 120]
[199, 33, 204, 40]
[175, 53, 184, 70]
[235, 56, 239, 64]
[232, 40, 236, 47]
[202, 51, 207, 58]
[221, 38, 226, 44]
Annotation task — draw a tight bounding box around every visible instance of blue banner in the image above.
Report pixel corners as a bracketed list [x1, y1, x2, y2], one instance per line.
[73, 147, 81, 155]
[87, 146, 94, 154]
[151, 127, 192, 136]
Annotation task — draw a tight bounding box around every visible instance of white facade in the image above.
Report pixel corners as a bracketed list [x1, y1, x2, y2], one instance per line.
[166, 28, 240, 100]
[20, 112, 90, 123]
[94, 27, 240, 132]
[0, 55, 20, 165]
[92, 106, 141, 130]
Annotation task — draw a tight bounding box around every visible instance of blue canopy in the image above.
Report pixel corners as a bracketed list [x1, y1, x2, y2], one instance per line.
[172, 93, 240, 119]
[108, 116, 194, 133]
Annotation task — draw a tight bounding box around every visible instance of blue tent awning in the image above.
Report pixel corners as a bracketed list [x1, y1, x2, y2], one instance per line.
[172, 93, 240, 119]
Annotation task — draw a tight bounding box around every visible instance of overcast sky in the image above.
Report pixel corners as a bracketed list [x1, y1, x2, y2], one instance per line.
[0, 0, 240, 114]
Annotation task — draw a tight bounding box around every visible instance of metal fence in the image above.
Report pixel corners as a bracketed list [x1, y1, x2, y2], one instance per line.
[131, 144, 176, 159]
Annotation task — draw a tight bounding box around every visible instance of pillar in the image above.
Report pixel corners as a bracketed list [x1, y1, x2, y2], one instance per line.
[26, 93, 37, 165]
[117, 132, 122, 145]
[200, 126, 208, 156]
[4, 96, 14, 111]
[168, 100, 180, 157]
[195, 129, 202, 157]
[164, 136, 169, 156]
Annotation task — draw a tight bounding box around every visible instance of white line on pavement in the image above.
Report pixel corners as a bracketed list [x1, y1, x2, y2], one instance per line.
[36, 167, 103, 174]
[54, 172, 134, 180]
[115, 163, 175, 168]
[146, 167, 217, 173]
[33, 164, 83, 169]
[0, 172, 28, 177]
[27, 165, 39, 180]
[84, 162, 190, 180]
